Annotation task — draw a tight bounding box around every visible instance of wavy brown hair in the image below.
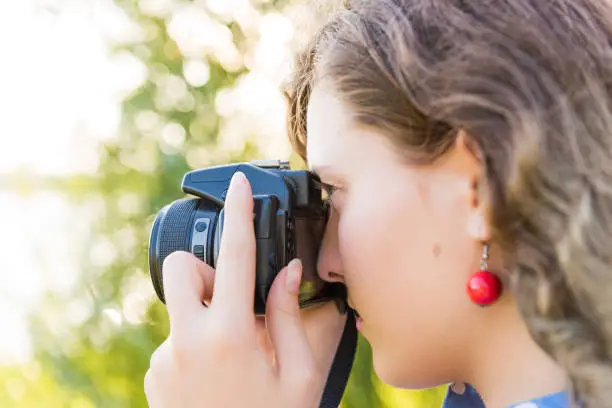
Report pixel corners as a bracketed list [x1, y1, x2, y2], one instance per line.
[284, 0, 612, 406]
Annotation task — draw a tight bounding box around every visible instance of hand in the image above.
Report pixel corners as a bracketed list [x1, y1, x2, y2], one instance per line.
[144, 171, 346, 408]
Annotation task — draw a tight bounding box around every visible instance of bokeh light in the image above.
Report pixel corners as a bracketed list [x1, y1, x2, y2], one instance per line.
[0, 0, 444, 406]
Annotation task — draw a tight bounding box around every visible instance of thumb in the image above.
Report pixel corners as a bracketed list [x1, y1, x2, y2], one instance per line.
[265, 259, 315, 378]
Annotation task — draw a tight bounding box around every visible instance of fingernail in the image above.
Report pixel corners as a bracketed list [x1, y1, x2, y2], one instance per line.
[230, 171, 246, 189]
[286, 259, 302, 295]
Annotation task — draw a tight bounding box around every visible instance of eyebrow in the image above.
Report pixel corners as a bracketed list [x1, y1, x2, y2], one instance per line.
[309, 165, 329, 177]
[310, 165, 345, 183]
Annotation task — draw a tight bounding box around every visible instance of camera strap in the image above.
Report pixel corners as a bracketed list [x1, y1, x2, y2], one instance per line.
[319, 311, 358, 408]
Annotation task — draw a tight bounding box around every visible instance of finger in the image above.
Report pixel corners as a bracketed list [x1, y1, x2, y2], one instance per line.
[266, 259, 316, 379]
[255, 317, 276, 367]
[163, 251, 214, 334]
[145, 340, 170, 408]
[197, 259, 215, 305]
[144, 366, 172, 408]
[144, 368, 169, 408]
[212, 171, 256, 319]
[144, 369, 154, 399]
[143, 369, 160, 408]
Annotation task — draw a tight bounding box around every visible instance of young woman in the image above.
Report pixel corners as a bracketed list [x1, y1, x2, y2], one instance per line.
[144, 1, 612, 407]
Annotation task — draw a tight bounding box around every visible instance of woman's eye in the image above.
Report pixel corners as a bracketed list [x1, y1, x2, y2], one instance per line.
[322, 183, 340, 204]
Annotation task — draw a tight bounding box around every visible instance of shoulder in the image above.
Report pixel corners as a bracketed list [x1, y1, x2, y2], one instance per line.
[442, 384, 570, 408]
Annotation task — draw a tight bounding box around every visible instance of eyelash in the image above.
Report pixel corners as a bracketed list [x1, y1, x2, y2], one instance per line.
[321, 182, 340, 204]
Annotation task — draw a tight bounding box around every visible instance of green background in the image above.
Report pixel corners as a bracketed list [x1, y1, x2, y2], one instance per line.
[0, 1, 446, 406]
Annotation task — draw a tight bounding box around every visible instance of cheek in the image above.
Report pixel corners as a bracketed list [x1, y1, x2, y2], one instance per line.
[337, 184, 437, 308]
[337, 181, 477, 383]
[339, 182, 472, 296]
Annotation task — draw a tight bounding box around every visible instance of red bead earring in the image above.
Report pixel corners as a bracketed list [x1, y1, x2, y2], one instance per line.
[466, 244, 502, 307]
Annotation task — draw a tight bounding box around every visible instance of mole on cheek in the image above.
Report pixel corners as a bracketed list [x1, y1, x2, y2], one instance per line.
[433, 244, 442, 258]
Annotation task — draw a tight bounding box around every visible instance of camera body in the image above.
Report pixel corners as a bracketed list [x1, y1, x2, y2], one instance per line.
[148, 160, 346, 315]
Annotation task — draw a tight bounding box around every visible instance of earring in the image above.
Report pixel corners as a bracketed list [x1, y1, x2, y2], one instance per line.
[466, 243, 502, 307]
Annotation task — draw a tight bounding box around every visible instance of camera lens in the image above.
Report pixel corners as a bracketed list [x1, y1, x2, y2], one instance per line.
[148, 198, 200, 303]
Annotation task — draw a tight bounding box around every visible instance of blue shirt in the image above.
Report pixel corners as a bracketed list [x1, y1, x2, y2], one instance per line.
[442, 383, 570, 408]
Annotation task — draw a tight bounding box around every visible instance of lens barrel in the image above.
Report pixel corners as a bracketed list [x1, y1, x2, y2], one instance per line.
[148, 198, 199, 303]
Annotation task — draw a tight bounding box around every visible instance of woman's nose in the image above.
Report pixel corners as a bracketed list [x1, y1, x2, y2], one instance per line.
[317, 209, 345, 283]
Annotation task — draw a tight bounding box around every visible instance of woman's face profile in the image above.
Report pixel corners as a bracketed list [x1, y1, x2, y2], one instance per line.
[306, 83, 501, 388]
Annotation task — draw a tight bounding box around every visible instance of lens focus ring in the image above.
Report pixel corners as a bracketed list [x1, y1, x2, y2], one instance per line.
[154, 198, 198, 301]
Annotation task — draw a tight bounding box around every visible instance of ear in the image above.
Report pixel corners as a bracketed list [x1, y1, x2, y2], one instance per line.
[454, 131, 492, 242]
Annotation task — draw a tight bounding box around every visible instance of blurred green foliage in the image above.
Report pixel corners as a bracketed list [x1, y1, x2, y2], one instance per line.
[0, 1, 446, 407]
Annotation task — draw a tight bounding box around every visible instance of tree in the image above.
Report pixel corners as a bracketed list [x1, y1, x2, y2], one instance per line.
[0, 1, 445, 406]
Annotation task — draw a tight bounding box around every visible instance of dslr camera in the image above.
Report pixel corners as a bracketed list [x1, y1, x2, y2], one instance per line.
[148, 160, 347, 315]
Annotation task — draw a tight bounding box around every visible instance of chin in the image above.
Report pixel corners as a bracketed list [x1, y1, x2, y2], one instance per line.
[371, 348, 446, 390]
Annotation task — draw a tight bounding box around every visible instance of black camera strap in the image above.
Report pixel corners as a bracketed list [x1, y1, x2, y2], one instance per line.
[319, 311, 358, 408]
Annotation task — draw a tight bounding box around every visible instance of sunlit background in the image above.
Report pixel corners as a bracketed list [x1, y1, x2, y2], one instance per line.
[0, 1, 444, 406]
